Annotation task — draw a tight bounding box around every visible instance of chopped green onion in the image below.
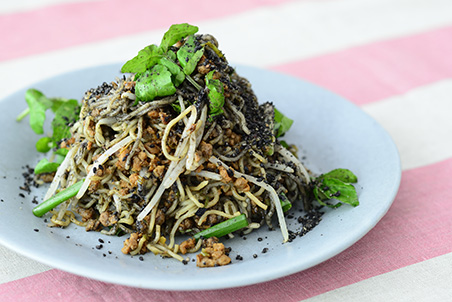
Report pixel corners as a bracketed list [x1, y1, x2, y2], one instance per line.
[32, 180, 83, 217]
[193, 214, 248, 240]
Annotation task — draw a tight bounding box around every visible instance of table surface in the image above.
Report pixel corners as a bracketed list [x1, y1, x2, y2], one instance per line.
[1, 0, 452, 301]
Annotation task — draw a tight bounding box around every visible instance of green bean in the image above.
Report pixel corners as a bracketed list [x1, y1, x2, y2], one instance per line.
[193, 214, 248, 240]
[32, 180, 83, 217]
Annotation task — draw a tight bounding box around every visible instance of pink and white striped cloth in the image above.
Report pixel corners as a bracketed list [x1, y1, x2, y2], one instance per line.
[1, 0, 452, 301]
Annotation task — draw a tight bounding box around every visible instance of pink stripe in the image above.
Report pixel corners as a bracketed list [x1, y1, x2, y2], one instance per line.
[1, 158, 451, 300]
[0, 0, 293, 62]
[272, 26, 452, 105]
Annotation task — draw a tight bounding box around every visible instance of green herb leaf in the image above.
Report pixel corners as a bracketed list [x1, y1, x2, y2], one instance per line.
[54, 153, 66, 164]
[279, 140, 290, 149]
[159, 23, 198, 53]
[159, 55, 185, 86]
[274, 107, 293, 138]
[135, 65, 177, 101]
[121, 44, 163, 74]
[34, 158, 60, 174]
[313, 168, 359, 208]
[205, 71, 225, 117]
[25, 89, 53, 134]
[35, 137, 52, 153]
[321, 168, 358, 183]
[55, 148, 69, 156]
[50, 99, 79, 146]
[177, 35, 204, 75]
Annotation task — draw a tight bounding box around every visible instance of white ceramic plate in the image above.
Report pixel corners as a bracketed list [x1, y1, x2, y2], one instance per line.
[0, 64, 401, 290]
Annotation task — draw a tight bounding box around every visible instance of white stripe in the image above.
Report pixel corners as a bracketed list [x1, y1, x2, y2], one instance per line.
[0, 0, 100, 14]
[203, 0, 452, 66]
[1, 0, 452, 100]
[362, 79, 452, 171]
[0, 245, 50, 284]
[304, 252, 452, 301]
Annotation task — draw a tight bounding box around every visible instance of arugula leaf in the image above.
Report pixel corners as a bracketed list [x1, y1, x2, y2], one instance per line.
[160, 23, 198, 53]
[274, 107, 293, 138]
[34, 158, 60, 174]
[205, 71, 225, 117]
[36, 137, 52, 153]
[121, 44, 163, 74]
[177, 35, 204, 75]
[135, 65, 177, 101]
[25, 89, 53, 134]
[313, 168, 359, 208]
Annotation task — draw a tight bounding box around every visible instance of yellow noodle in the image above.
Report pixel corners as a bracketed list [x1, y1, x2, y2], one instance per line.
[244, 191, 268, 210]
[197, 210, 236, 226]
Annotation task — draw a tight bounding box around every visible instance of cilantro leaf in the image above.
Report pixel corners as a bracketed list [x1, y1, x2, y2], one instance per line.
[274, 107, 293, 138]
[135, 65, 177, 101]
[205, 71, 225, 117]
[177, 35, 204, 75]
[121, 44, 163, 74]
[160, 23, 199, 53]
[313, 168, 359, 208]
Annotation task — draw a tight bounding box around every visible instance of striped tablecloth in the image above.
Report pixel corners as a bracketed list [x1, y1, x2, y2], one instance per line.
[1, 0, 451, 301]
